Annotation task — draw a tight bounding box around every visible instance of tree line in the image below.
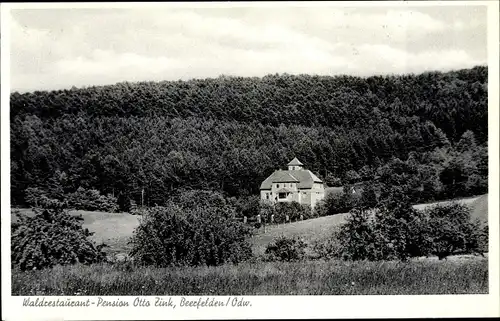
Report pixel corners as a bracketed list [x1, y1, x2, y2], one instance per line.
[10, 66, 488, 209]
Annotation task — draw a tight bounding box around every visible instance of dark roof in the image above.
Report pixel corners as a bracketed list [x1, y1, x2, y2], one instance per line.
[271, 171, 300, 183]
[260, 169, 323, 190]
[287, 157, 304, 166]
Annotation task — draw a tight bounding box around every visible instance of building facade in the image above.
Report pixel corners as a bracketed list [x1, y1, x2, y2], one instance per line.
[259, 158, 325, 209]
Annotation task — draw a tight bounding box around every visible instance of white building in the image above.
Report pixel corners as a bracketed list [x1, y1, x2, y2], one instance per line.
[259, 158, 325, 209]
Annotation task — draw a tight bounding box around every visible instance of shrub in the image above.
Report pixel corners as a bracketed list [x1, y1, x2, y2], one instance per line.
[228, 195, 262, 219]
[314, 186, 357, 217]
[475, 222, 489, 253]
[66, 187, 119, 212]
[24, 187, 119, 212]
[310, 228, 342, 260]
[24, 187, 47, 207]
[324, 174, 342, 187]
[274, 201, 312, 223]
[333, 187, 487, 262]
[129, 190, 253, 267]
[425, 203, 486, 259]
[333, 186, 433, 261]
[336, 208, 379, 261]
[372, 190, 433, 261]
[359, 184, 378, 209]
[344, 170, 361, 184]
[259, 201, 276, 224]
[264, 236, 307, 262]
[11, 205, 107, 271]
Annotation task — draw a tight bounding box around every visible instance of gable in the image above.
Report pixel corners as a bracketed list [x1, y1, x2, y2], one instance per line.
[287, 157, 304, 166]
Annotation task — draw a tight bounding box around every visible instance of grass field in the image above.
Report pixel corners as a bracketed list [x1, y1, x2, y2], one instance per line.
[10, 195, 489, 295]
[11, 194, 487, 257]
[470, 194, 488, 224]
[12, 256, 488, 296]
[251, 214, 346, 256]
[251, 195, 486, 255]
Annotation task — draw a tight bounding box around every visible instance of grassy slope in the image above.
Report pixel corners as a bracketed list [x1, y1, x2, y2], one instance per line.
[11, 194, 486, 257]
[470, 194, 488, 224]
[251, 195, 485, 255]
[251, 214, 347, 256]
[79, 211, 140, 255]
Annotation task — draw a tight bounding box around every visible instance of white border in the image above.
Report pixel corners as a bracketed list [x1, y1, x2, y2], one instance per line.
[1, 1, 497, 9]
[1, 1, 499, 320]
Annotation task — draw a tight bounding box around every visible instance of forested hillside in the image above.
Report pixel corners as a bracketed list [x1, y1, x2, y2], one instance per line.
[10, 66, 488, 210]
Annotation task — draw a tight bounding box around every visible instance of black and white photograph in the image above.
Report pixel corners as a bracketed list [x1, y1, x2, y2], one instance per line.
[1, 1, 499, 320]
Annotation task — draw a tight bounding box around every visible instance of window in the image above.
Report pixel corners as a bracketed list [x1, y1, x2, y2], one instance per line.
[277, 184, 280, 188]
[278, 193, 286, 199]
[266, 193, 270, 200]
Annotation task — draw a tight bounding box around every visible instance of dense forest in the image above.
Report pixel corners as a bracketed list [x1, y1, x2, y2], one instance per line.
[10, 66, 488, 210]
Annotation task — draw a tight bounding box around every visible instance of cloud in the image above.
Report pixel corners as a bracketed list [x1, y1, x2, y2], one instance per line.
[8, 6, 487, 92]
[55, 50, 182, 76]
[349, 44, 483, 75]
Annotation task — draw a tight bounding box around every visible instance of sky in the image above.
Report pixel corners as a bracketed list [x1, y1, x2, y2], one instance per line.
[8, 5, 487, 92]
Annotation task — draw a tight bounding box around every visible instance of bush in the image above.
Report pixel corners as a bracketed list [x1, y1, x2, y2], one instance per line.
[24, 186, 119, 212]
[332, 188, 487, 261]
[129, 190, 253, 267]
[359, 184, 378, 209]
[310, 228, 342, 260]
[475, 223, 489, 253]
[274, 201, 312, 223]
[66, 187, 119, 212]
[228, 195, 261, 219]
[425, 203, 487, 259]
[264, 236, 307, 262]
[314, 186, 357, 217]
[11, 205, 107, 271]
[336, 208, 379, 261]
[24, 187, 47, 207]
[333, 187, 431, 261]
[259, 201, 276, 224]
[372, 190, 432, 261]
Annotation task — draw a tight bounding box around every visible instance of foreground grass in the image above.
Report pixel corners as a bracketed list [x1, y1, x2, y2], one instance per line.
[12, 257, 488, 296]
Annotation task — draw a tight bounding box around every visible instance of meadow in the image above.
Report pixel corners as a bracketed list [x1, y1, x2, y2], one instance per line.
[11, 195, 485, 258]
[12, 257, 488, 296]
[10, 195, 488, 295]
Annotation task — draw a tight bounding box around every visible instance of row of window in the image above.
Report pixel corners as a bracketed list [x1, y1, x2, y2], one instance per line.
[265, 191, 322, 198]
[264, 193, 288, 199]
[275, 183, 295, 189]
[265, 191, 323, 199]
[265, 192, 289, 199]
[273, 183, 324, 189]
